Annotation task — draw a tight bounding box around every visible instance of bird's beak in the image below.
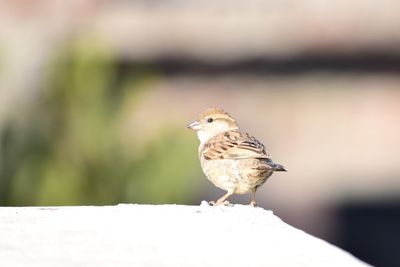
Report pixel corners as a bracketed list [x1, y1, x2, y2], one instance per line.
[186, 120, 201, 130]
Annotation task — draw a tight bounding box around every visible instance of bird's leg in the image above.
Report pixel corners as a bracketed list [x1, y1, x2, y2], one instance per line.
[210, 191, 233, 206]
[250, 188, 257, 207]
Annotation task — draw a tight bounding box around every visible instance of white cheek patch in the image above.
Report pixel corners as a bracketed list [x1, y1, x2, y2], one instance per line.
[197, 130, 209, 145]
[215, 121, 229, 132]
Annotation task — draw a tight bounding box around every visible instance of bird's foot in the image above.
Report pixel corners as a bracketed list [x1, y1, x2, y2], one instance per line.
[209, 200, 231, 206]
[221, 200, 231, 206]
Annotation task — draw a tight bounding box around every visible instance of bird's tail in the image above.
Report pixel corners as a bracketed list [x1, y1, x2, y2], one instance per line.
[272, 163, 286, 172]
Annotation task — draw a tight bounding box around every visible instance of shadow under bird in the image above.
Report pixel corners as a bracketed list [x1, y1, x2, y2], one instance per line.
[187, 107, 286, 207]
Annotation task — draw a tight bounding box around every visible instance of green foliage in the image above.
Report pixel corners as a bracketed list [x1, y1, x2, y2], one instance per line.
[0, 40, 200, 206]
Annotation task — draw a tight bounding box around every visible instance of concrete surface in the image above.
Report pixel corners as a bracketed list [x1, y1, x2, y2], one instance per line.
[0, 203, 371, 267]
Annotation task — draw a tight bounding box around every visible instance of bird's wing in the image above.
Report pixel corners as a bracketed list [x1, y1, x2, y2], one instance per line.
[202, 130, 271, 160]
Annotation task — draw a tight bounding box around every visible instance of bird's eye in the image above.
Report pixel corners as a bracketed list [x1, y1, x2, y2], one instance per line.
[207, 118, 214, 123]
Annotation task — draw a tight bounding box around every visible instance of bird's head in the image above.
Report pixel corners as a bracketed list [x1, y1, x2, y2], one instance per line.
[187, 107, 239, 144]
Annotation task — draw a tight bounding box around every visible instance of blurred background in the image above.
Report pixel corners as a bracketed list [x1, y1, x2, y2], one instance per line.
[1, 0, 400, 266]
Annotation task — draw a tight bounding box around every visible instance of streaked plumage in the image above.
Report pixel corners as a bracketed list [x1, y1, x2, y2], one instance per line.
[187, 107, 286, 206]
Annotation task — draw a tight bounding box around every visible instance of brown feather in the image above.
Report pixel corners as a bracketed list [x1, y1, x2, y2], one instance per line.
[201, 130, 271, 161]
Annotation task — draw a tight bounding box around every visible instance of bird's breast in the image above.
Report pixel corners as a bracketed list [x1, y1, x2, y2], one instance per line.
[200, 156, 273, 194]
[200, 158, 240, 191]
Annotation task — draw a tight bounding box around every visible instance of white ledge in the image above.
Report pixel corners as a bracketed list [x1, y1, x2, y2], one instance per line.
[0, 203, 370, 267]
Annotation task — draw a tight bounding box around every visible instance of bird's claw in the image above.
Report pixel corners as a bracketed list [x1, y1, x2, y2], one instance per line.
[221, 200, 231, 206]
[209, 200, 231, 206]
[249, 201, 257, 207]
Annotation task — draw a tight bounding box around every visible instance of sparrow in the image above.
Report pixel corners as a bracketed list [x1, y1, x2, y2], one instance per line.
[187, 107, 286, 207]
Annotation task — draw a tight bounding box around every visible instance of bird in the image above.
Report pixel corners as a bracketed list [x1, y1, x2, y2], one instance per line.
[187, 107, 286, 207]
